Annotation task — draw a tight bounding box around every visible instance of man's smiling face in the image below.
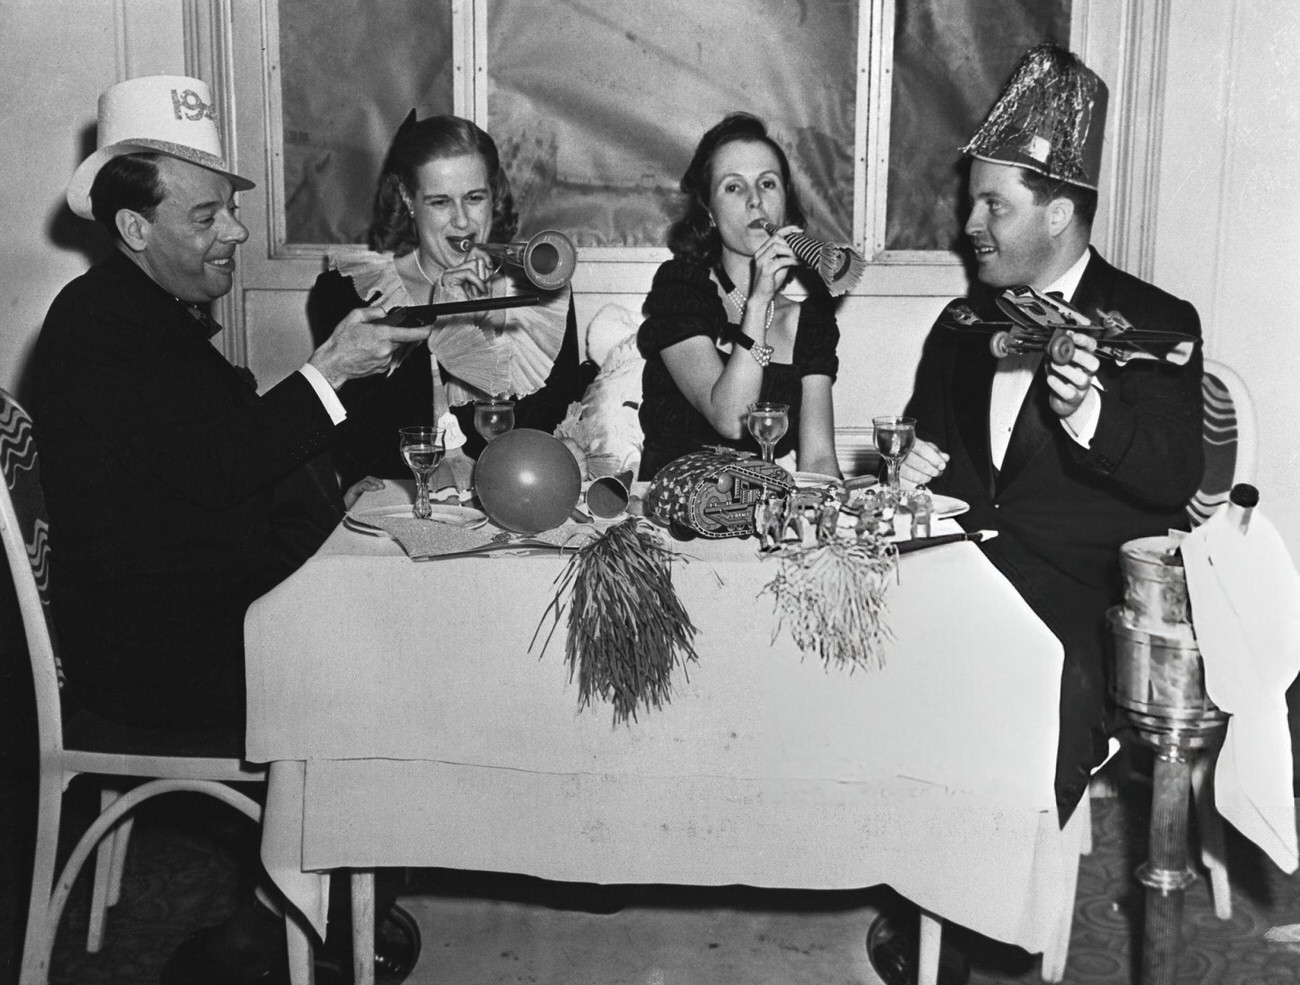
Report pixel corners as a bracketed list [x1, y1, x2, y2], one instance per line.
[134, 156, 248, 303]
[964, 159, 1056, 290]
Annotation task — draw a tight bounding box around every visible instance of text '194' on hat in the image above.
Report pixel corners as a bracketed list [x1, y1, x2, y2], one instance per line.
[962, 43, 1108, 191]
[67, 75, 255, 220]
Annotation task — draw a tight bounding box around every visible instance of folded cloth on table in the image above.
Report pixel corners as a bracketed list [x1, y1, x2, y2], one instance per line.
[1181, 505, 1300, 873]
[363, 514, 599, 559]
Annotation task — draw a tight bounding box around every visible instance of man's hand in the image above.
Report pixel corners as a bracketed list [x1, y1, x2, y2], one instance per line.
[342, 475, 384, 510]
[1046, 331, 1100, 418]
[900, 438, 949, 486]
[308, 305, 433, 389]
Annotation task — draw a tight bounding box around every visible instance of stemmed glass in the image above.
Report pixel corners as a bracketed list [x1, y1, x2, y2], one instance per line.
[873, 415, 916, 505]
[747, 402, 790, 464]
[473, 397, 515, 443]
[398, 426, 446, 520]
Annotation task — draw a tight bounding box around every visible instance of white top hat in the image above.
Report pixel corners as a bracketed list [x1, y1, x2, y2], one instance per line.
[67, 75, 255, 220]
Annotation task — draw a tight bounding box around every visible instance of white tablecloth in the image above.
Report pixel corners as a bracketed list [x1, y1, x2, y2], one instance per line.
[245, 484, 1078, 952]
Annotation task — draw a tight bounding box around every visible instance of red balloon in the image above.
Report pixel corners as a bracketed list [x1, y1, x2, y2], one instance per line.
[474, 429, 582, 534]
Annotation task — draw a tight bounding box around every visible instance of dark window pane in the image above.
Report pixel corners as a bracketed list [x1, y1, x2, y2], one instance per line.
[886, 0, 1071, 251]
[278, 0, 454, 245]
[487, 0, 858, 248]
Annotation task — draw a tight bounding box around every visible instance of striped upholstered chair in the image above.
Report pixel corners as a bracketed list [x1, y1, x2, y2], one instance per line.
[0, 389, 268, 985]
[1187, 360, 1257, 526]
[1181, 360, 1257, 923]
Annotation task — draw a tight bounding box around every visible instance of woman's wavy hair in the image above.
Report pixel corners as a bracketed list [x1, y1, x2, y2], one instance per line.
[367, 111, 518, 254]
[666, 113, 806, 267]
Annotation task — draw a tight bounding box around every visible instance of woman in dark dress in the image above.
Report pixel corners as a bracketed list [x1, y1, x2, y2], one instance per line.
[637, 113, 841, 480]
[309, 112, 594, 488]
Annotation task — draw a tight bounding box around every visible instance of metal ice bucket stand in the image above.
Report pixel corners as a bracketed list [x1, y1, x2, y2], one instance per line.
[1108, 535, 1230, 985]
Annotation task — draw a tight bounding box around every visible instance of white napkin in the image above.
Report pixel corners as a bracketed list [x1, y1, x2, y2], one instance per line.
[1181, 505, 1300, 873]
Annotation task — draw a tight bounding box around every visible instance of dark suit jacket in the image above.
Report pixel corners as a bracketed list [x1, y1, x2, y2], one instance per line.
[904, 248, 1204, 819]
[32, 251, 343, 730]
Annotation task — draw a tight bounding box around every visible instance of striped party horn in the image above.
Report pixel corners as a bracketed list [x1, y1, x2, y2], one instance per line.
[762, 221, 866, 296]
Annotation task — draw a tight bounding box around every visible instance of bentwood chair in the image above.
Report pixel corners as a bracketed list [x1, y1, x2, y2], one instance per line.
[1, 388, 267, 984]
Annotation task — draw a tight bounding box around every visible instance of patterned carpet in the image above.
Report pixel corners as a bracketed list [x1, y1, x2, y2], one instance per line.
[3, 771, 1300, 985]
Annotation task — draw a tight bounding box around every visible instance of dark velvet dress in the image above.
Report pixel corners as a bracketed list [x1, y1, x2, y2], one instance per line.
[636, 258, 839, 480]
[309, 265, 595, 485]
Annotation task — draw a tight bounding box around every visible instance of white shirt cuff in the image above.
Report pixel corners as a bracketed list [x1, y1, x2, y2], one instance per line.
[439, 411, 468, 450]
[297, 364, 347, 425]
[1060, 382, 1102, 448]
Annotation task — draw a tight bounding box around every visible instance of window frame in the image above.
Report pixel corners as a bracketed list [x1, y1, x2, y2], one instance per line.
[256, 0, 969, 282]
[215, 0, 1163, 323]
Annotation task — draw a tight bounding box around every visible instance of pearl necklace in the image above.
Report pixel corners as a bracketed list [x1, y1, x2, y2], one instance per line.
[714, 264, 748, 319]
[413, 250, 441, 288]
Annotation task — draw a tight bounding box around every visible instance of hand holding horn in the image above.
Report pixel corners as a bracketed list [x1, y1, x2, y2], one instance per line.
[761, 222, 865, 296]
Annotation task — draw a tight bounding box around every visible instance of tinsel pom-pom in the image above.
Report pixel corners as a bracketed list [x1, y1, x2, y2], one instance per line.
[534, 517, 699, 724]
[762, 536, 897, 672]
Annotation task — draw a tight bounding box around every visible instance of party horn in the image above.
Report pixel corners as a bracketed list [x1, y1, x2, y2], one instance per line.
[586, 470, 634, 519]
[762, 221, 866, 296]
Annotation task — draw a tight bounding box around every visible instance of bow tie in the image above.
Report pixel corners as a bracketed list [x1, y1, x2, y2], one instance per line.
[182, 303, 224, 339]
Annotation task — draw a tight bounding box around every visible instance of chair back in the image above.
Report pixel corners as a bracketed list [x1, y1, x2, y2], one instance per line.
[1187, 360, 1257, 527]
[0, 388, 65, 755]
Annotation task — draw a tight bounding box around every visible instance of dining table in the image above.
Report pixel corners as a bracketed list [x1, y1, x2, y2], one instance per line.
[244, 481, 1088, 985]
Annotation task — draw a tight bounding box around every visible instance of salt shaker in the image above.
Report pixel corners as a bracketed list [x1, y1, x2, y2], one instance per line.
[907, 485, 933, 539]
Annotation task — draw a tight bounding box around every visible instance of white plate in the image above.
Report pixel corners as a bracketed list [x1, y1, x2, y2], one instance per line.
[930, 494, 970, 520]
[793, 471, 843, 488]
[344, 503, 487, 536]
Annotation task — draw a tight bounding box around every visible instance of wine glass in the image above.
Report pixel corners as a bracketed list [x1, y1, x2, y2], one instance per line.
[473, 398, 515, 443]
[873, 415, 916, 504]
[747, 402, 790, 464]
[398, 426, 446, 520]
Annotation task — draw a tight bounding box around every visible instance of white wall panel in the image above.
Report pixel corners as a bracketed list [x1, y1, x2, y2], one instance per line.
[1159, 0, 1300, 504]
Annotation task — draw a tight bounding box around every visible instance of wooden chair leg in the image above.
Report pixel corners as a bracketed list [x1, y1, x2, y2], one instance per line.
[918, 910, 942, 985]
[87, 786, 123, 952]
[107, 815, 134, 906]
[20, 770, 66, 985]
[351, 870, 376, 985]
[1191, 751, 1232, 919]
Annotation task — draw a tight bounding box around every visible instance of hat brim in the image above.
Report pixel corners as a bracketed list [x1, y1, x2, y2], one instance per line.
[67, 139, 256, 219]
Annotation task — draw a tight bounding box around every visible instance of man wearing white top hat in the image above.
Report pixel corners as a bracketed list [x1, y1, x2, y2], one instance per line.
[33, 75, 425, 983]
[872, 44, 1205, 985]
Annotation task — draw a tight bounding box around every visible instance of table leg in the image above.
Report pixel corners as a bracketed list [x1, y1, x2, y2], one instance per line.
[1137, 744, 1196, 985]
[351, 869, 376, 985]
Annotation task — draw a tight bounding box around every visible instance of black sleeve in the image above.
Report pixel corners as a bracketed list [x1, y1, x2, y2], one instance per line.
[792, 286, 840, 381]
[636, 259, 726, 357]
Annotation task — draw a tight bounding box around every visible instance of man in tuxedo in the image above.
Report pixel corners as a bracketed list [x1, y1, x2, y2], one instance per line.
[33, 75, 425, 984]
[871, 44, 1204, 985]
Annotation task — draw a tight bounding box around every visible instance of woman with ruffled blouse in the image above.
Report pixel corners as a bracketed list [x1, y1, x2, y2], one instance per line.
[309, 112, 593, 489]
[637, 113, 842, 481]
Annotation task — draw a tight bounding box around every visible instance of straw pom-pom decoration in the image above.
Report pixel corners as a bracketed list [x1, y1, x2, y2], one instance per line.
[534, 518, 699, 724]
[762, 536, 897, 672]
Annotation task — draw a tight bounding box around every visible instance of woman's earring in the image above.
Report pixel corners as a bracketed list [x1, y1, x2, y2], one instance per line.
[707, 212, 716, 229]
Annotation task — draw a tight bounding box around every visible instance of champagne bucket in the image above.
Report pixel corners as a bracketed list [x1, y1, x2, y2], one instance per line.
[1113, 535, 1193, 633]
[1108, 536, 1228, 740]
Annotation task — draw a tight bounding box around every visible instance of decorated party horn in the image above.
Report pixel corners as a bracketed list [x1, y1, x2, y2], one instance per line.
[762, 221, 866, 296]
